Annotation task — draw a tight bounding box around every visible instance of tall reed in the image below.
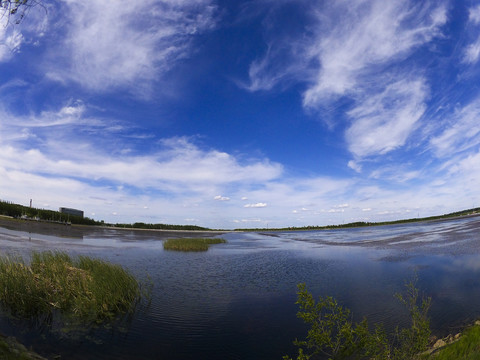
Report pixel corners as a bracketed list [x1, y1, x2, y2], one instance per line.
[0, 251, 141, 324]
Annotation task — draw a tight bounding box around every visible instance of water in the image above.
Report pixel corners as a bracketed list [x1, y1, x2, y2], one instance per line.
[0, 216, 479, 359]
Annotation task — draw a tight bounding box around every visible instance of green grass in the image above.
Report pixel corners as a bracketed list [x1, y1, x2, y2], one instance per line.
[0, 251, 141, 324]
[423, 324, 480, 359]
[163, 237, 226, 251]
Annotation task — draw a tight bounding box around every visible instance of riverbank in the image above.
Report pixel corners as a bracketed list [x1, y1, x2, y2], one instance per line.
[0, 216, 227, 240]
[423, 320, 480, 359]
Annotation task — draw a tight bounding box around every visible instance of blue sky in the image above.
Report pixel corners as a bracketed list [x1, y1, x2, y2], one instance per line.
[1, 0, 480, 229]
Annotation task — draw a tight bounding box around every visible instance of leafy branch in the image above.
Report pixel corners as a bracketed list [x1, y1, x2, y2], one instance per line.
[284, 278, 431, 360]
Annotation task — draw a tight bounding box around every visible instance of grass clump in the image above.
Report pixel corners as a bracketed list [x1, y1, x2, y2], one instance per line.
[163, 237, 226, 252]
[0, 251, 141, 324]
[424, 324, 480, 359]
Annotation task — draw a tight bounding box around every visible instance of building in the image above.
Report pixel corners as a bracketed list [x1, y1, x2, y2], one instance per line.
[59, 207, 84, 218]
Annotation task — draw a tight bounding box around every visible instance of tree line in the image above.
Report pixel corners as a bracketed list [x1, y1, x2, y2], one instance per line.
[0, 199, 100, 226]
[238, 207, 480, 232]
[0, 200, 211, 230]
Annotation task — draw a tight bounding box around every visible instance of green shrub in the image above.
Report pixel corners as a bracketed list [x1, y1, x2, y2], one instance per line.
[284, 279, 431, 360]
[163, 237, 226, 252]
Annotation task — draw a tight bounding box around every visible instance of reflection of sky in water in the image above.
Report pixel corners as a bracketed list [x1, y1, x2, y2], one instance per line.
[0, 216, 479, 359]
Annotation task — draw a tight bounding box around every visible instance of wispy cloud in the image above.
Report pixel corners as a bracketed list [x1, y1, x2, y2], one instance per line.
[214, 195, 230, 201]
[345, 78, 427, 158]
[0, 25, 23, 61]
[469, 5, 480, 24]
[302, 1, 445, 107]
[43, 0, 217, 92]
[464, 39, 480, 64]
[430, 97, 480, 158]
[463, 5, 480, 64]
[246, 0, 446, 167]
[247, 0, 446, 103]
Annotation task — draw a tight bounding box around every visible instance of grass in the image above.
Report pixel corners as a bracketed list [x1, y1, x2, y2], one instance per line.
[0, 251, 142, 325]
[163, 237, 226, 251]
[423, 324, 480, 359]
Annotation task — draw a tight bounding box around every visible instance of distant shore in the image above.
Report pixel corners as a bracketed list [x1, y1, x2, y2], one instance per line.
[237, 209, 480, 232]
[1, 210, 480, 237]
[0, 215, 227, 240]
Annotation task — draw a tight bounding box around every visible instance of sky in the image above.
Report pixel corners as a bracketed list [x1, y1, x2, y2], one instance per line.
[0, 0, 480, 229]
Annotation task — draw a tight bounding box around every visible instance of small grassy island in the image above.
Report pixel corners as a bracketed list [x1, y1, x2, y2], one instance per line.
[163, 237, 226, 252]
[0, 251, 142, 324]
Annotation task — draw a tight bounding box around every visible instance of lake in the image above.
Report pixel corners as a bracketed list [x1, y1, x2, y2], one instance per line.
[0, 215, 479, 359]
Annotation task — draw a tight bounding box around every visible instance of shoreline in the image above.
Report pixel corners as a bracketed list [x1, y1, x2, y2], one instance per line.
[241, 211, 480, 233]
[3, 212, 480, 237]
[0, 216, 227, 239]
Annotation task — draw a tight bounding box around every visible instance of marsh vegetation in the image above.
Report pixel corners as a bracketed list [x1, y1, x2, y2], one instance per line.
[0, 251, 142, 325]
[163, 237, 226, 251]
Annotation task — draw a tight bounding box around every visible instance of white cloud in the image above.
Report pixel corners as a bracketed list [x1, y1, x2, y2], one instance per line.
[45, 0, 217, 92]
[348, 160, 362, 173]
[244, 203, 267, 208]
[0, 15, 24, 61]
[464, 38, 480, 64]
[247, 0, 446, 106]
[233, 218, 263, 224]
[446, 151, 480, 177]
[370, 167, 421, 183]
[430, 98, 480, 157]
[214, 195, 230, 201]
[303, 1, 445, 107]
[345, 78, 427, 158]
[0, 140, 282, 192]
[0, 103, 284, 198]
[469, 5, 480, 24]
[463, 5, 480, 64]
[245, 0, 443, 166]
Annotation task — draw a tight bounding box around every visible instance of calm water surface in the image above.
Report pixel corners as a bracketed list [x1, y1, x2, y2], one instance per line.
[0, 216, 480, 359]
